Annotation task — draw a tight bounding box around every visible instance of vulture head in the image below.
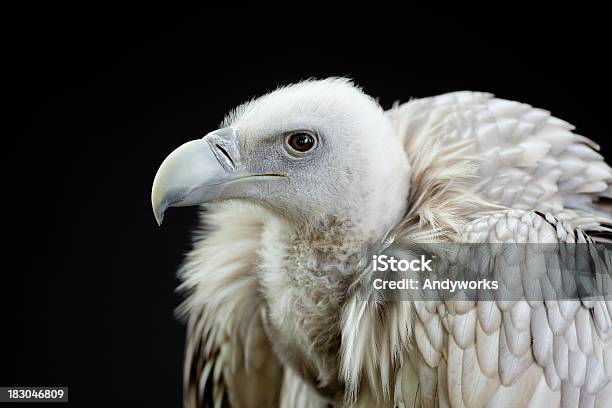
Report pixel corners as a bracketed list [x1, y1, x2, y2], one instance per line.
[152, 78, 410, 242]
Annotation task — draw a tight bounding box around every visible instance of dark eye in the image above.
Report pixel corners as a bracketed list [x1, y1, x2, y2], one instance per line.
[284, 131, 318, 156]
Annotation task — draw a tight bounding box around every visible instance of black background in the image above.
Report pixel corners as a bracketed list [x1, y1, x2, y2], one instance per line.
[4, 5, 610, 407]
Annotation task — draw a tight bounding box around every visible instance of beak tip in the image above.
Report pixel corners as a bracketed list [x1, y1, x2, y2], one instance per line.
[152, 199, 167, 227]
[155, 215, 164, 226]
[153, 204, 166, 227]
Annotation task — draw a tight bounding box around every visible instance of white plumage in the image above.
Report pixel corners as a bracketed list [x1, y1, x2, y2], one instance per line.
[151, 79, 612, 407]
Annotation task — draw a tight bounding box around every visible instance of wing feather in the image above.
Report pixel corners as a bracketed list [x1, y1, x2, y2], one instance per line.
[347, 210, 611, 407]
[388, 92, 612, 222]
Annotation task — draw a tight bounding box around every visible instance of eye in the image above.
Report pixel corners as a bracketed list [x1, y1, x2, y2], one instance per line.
[283, 131, 318, 156]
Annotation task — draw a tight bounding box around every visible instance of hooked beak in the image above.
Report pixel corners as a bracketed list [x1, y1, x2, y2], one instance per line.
[151, 127, 284, 225]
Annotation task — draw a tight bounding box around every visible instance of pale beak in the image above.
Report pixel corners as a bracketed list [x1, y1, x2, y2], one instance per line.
[151, 127, 242, 225]
[151, 127, 284, 225]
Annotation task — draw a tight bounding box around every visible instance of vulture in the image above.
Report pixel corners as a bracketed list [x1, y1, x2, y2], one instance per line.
[151, 78, 612, 407]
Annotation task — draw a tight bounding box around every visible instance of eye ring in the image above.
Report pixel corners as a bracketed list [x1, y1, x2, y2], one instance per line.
[283, 131, 318, 157]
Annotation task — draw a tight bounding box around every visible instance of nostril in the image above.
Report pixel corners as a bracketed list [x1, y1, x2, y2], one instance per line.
[215, 144, 235, 168]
